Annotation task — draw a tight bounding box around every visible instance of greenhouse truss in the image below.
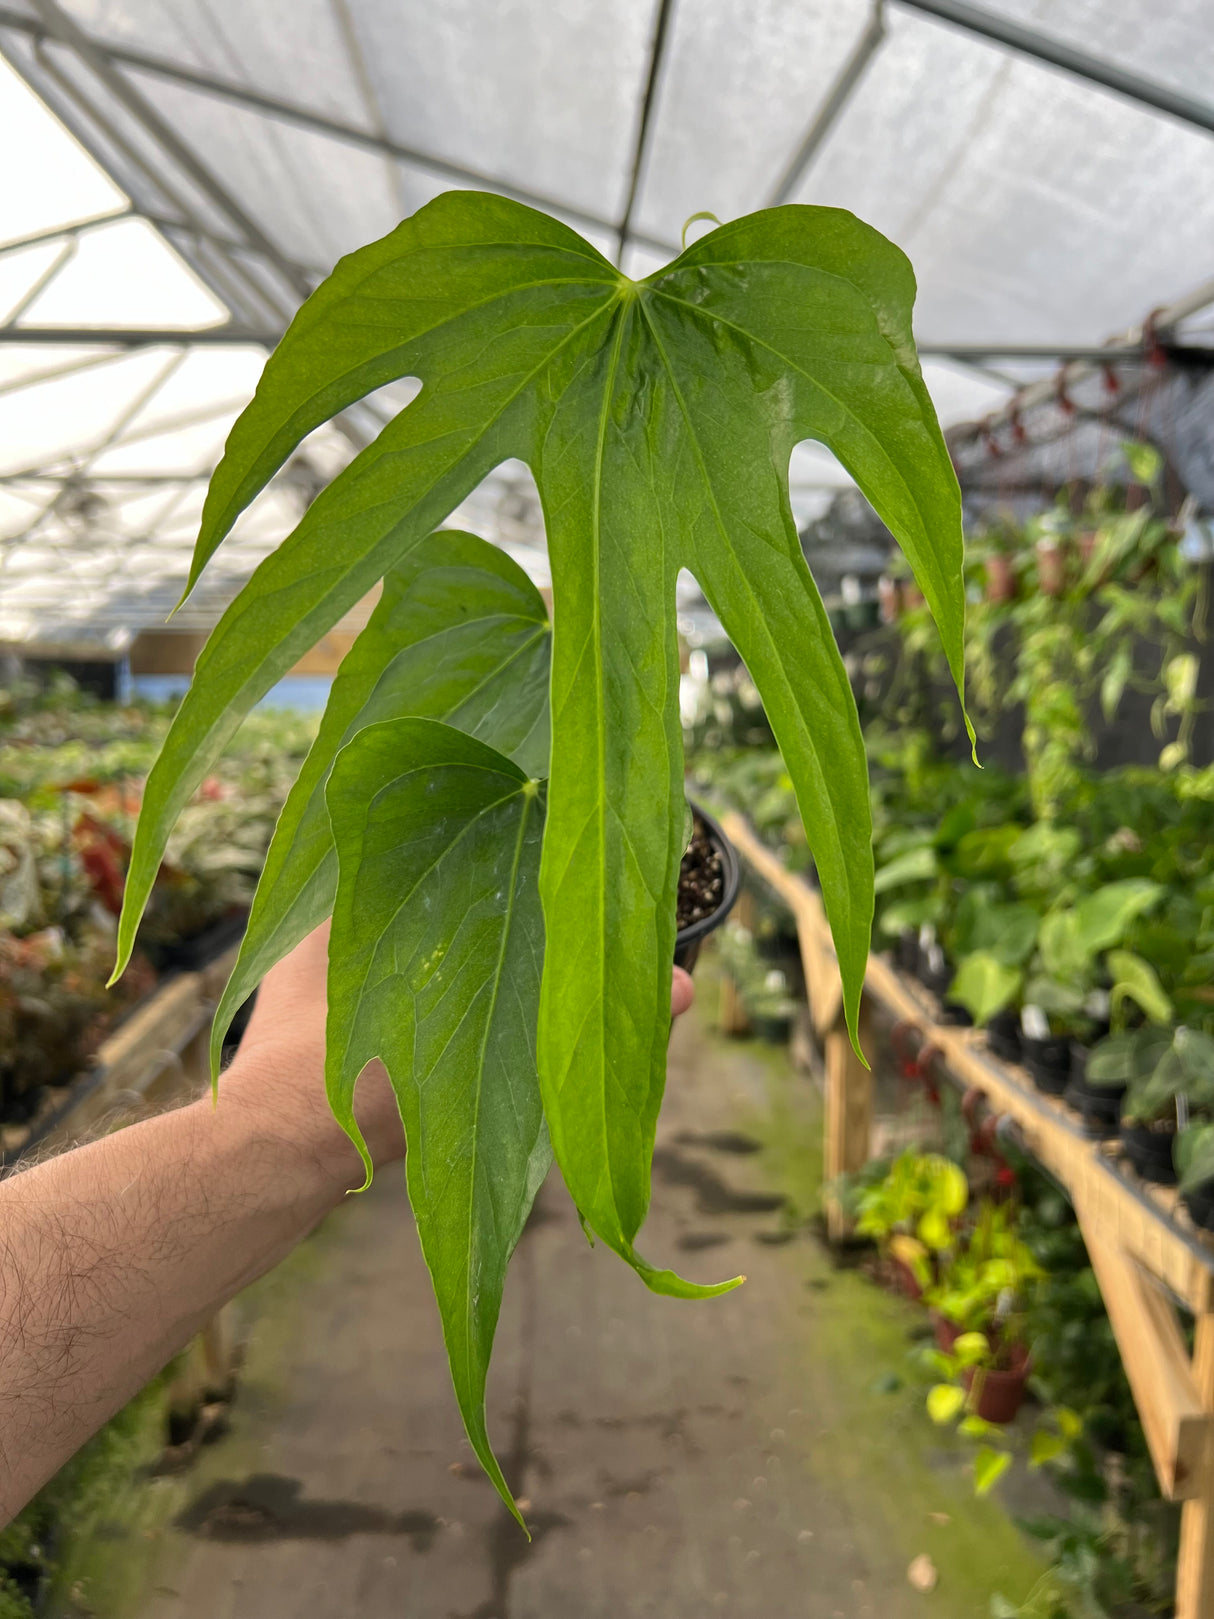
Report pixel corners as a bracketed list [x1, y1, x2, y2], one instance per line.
[0, 0, 1211, 646]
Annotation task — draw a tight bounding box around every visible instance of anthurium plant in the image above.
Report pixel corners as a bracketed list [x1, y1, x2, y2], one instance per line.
[109, 191, 967, 1518]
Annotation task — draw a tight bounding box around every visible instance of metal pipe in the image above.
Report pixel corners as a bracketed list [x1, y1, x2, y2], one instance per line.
[1, 235, 78, 326]
[893, 0, 1214, 136]
[0, 207, 131, 260]
[766, 4, 886, 207]
[952, 276, 1214, 435]
[615, 0, 678, 265]
[28, 0, 315, 301]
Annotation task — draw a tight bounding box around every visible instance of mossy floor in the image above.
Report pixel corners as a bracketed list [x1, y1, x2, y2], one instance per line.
[43, 984, 1049, 1618]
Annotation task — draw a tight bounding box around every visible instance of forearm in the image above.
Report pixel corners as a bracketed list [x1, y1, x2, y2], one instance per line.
[0, 1049, 356, 1522]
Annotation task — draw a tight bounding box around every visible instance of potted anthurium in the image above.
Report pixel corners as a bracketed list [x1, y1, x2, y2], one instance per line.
[1176, 1120, 1214, 1230]
[108, 191, 969, 1521]
[1120, 1026, 1214, 1186]
[1019, 879, 1164, 1093]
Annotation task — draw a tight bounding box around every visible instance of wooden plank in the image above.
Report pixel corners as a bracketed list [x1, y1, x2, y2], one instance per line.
[22, 944, 240, 1158]
[1078, 1207, 1211, 1500]
[722, 814, 1214, 1314]
[720, 814, 842, 1035]
[1178, 1317, 1214, 1619]
[823, 1006, 873, 1241]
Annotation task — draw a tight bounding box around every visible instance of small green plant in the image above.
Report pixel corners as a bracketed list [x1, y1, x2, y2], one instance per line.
[1121, 1026, 1214, 1127]
[855, 1149, 968, 1286]
[108, 192, 969, 1515]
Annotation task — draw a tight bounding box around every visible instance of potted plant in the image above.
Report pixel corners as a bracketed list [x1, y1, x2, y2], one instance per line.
[855, 1149, 968, 1296]
[1176, 1122, 1214, 1231]
[1021, 879, 1163, 1094]
[924, 1200, 1040, 1425]
[1120, 1026, 1214, 1186]
[743, 968, 799, 1044]
[1069, 1025, 1169, 1139]
[107, 192, 969, 1518]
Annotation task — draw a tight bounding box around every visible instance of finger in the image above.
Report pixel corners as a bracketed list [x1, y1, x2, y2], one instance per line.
[671, 966, 695, 1018]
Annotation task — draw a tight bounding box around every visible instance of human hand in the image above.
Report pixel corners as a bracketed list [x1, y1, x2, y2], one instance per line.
[227, 925, 695, 1191]
[228, 920, 405, 1186]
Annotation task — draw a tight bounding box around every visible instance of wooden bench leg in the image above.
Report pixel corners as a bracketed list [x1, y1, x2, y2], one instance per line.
[823, 1005, 872, 1241]
[1177, 1315, 1214, 1619]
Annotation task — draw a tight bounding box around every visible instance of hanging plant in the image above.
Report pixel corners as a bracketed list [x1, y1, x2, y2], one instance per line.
[109, 191, 969, 1520]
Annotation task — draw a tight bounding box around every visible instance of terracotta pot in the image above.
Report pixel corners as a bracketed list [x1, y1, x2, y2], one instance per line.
[878, 574, 901, 624]
[890, 1256, 924, 1300]
[1036, 540, 1065, 596]
[984, 553, 1016, 603]
[933, 1311, 963, 1353]
[964, 1342, 1031, 1424]
[902, 581, 926, 610]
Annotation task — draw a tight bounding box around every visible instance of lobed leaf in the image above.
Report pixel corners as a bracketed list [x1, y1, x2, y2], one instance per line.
[325, 718, 549, 1527]
[116, 191, 967, 1305]
[209, 530, 550, 1073]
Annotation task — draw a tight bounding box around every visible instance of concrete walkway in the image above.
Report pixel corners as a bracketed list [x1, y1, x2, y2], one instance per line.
[78, 1005, 1047, 1619]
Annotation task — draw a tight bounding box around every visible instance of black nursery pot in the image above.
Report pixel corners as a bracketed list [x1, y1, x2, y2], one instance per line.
[986, 1012, 1022, 1065]
[1021, 1034, 1071, 1096]
[1120, 1122, 1178, 1186]
[673, 803, 741, 973]
[1065, 1042, 1126, 1139]
[1184, 1181, 1214, 1232]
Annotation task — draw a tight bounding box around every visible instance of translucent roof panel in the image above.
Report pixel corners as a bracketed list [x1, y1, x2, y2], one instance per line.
[0, 0, 1211, 645]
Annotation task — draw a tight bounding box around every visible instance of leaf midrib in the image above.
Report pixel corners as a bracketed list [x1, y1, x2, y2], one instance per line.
[636, 295, 854, 941]
[586, 298, 632, 1231]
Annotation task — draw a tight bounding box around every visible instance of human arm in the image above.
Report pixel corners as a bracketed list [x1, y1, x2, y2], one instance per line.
[0, 929, 693, 1522]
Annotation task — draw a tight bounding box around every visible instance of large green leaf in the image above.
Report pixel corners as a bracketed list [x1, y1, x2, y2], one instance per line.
[114, 190, 967, 1295]
[949, 952, 1023, 1025]
[208, 530, 550, 1074]
[324, 718, 549, 1527]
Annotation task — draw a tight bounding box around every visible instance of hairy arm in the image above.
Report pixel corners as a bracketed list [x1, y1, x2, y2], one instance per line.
[0, 927, 694, 1523]
[0, 925, 399, 1521]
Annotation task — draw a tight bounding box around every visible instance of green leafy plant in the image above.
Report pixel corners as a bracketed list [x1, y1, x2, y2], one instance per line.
[1122, 1026, 1214, 1127]
[855, 1149, 968, 1285]
[108, 192, 968, 1516]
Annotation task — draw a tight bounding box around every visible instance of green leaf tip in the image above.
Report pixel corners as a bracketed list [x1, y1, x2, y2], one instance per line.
[626, 1243, 746, 1300]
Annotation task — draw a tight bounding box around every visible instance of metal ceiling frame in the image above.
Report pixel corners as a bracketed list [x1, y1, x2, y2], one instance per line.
[892, 0, 1214, 136]
[0, 0, 1212, 640]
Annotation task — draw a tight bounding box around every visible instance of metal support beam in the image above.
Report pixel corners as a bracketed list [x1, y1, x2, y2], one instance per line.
[0, 5, 679, 261]
[0, 326, 275, 346]
[893, 0, 1214, 136]
[27, 0, 314, 301]
[615, 0, 678, 264]
[767, 4, 886, 207]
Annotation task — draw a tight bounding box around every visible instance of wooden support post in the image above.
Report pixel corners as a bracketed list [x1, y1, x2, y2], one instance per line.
[1080, 1209, 1212, 1501]
[823, 1002, 873, 1241]
[1178, 1316, 1214, 1619]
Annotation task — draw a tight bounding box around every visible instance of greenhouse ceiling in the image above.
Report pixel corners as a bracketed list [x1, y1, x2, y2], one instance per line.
[0, 0, 1212, 646]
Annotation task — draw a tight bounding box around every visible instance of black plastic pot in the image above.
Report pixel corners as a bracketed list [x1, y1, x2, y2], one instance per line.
[1065, 1042, 1126, 1137]
[750, 1012, 793, 1045]
[674, 803, 740, 973]
[919, 956, 954, 1000]
[1120, 1122, 1178, 1186]
[1183, 1181, 1214, 1232]
[986, 1012, 1022, 1065]
[1022, 1033, 1071, 1095]
[896, 928, 920, 977]
[146, 910, 248, 973]
[939, 1000, 974, 1028]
